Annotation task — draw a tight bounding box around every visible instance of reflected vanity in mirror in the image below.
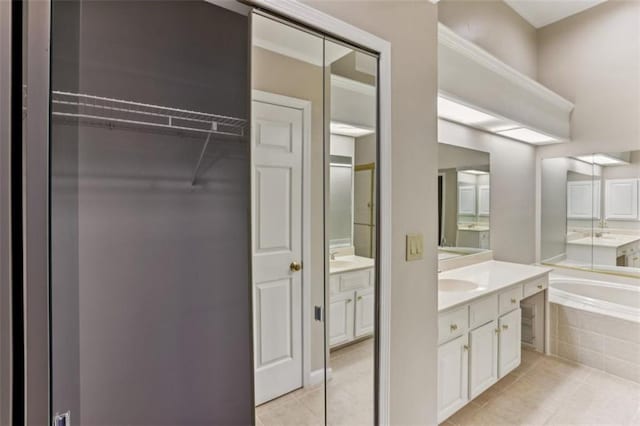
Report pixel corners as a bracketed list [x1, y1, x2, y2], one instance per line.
[438, 143, 491, 264]
[541, 151, 640, 278]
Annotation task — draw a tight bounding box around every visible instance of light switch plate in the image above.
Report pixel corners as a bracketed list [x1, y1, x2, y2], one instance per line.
[406, 233, 424, 261]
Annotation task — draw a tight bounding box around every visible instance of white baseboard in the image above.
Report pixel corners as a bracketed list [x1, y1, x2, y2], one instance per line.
[308, 367, 332, 386]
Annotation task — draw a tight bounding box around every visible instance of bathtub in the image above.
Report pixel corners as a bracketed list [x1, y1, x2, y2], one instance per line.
[549, 275, 640, 323]
[548, 273, 640, 383]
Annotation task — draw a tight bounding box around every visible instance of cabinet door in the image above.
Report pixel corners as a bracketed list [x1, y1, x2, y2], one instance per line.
[438, 334, 469, 423]
[469, 320, 498, 399]
[498, 308, 521, 378]
[354, 287, 375, 338]
[478, 185, 490, 216]
[329, 291, 355, 347]
[567, 181, 600, 219]
[605, 179, 638, 220]
[458, 185, 476, 215]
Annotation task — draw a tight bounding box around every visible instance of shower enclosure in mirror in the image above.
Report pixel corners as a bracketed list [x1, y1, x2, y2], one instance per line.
[541, 151, 640, 278]
[437, 143, 491, 261]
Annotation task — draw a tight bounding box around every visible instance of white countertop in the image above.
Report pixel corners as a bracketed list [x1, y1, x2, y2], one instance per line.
[457, 226, 490, 232]
[329, 255, 375, 274]
[438, 260, 551, 312]
[567, 234, 640, 248]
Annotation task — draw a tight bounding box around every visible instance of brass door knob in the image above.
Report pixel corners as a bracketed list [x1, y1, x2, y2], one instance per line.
[290, 261, 302, 272]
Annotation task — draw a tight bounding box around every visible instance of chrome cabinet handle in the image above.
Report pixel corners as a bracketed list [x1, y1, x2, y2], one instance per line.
[450, 324, 458, 331]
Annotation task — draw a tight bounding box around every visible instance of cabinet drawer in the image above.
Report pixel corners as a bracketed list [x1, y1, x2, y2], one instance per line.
[523, 276, 547, 299]
[439, 306, 468, 344]
[498, 285, 522, 315]
[469, 295, 498, 329]
[339, 268, 372, 292]
[329, 274, 340, 295]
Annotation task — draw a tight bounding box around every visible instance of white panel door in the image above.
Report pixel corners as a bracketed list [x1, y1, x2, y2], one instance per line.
[458, 185, 476, 215]
[605, 179, 638, 220]
[469, 320, 498, 399]
[252, 99, 304, 405]
[438, 334, 469, 423]
[329, 291, 355, 347]
[498, 308, 521, 378]
[478, 185, 490, 216]
[355, 287, 375, 337]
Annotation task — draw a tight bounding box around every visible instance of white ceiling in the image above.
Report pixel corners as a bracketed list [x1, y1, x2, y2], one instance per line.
[504, 0, 607, 28]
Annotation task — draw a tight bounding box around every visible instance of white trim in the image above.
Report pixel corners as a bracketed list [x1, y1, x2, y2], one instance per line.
[438, 172, 446, 246]
[251, 89, 314, 393]
[438, 23, 574, 113]
[246, 2, 392, 424]
[309, 367, 332, 386]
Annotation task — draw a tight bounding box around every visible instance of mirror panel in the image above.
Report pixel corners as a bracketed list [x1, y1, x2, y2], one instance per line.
[438, 143, 491, 261]
[541, 150, 640, 278]
[326, 38, 378, 426]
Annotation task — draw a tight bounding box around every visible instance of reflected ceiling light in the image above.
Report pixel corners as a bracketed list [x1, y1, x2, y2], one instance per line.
[575, 154, 628, 166]
[496, 127, 558, 144]
[460, 169, 489, 175]
[330, 122, 375, 137]
[438, 96, 497, 126]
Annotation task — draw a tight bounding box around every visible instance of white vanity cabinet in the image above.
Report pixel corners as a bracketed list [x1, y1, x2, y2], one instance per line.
[437, 272, 548, 423]
[438, 334, 469, 421]
[329, 265, 374, 348]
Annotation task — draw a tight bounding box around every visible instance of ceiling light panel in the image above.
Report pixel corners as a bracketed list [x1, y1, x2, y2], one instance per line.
[497, 127, 558, 144]
[576, 154, 627, 166]
[330, 122, 375, 138]
[438, 97, 497, 126]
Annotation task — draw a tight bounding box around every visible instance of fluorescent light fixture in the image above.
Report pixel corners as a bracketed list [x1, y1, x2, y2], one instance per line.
[438, 97, 497, 126]
[330, 121, 375, 137]
[496, 127, 558, 144]
[460, 169, 488, 175]
[575, 154, 627, 166]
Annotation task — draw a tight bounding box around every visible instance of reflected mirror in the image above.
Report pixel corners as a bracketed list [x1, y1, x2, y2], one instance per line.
[327, 39, 378, 426]
[438, 143, 491, 261]
[542, 150, 640, 278]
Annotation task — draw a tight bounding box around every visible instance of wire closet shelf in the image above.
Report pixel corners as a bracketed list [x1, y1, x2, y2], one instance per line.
[51, 91, 247, 138]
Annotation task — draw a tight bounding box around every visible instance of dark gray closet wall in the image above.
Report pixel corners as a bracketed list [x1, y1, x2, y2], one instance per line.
[51, 2, 253, 424]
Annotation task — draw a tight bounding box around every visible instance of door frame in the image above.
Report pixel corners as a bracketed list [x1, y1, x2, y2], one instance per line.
[251, 90, 314, 389]
[246, 2, 392, 423]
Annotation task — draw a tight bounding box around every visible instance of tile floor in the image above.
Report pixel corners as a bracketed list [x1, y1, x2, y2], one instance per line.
[442, 348, 640, 426]
[256, 338, 374, 426]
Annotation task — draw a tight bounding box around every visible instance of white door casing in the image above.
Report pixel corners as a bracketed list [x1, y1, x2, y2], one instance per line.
[252, 92, 311, 405]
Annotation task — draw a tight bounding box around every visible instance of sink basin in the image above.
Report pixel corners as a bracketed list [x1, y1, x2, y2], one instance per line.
[439, 279, 480, 292]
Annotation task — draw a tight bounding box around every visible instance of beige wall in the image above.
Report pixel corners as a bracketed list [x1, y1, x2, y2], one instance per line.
[252, 46, 327, 372]
[536, 0, 640, 159]
[304, 1, 440, 424]
[438, 0, 538, 79]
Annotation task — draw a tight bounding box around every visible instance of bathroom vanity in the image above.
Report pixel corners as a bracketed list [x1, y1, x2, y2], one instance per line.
[437, 261, 551, 422]
[566, 234, 640, 267]
[329, 256, 376, 348]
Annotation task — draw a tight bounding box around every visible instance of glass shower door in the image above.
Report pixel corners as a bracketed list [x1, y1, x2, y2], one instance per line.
[50, 2, 254, 424]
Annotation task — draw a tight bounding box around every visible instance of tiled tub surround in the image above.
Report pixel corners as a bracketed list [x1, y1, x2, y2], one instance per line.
[547, 273, 640, 383]
[550, 303, 640, 383]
